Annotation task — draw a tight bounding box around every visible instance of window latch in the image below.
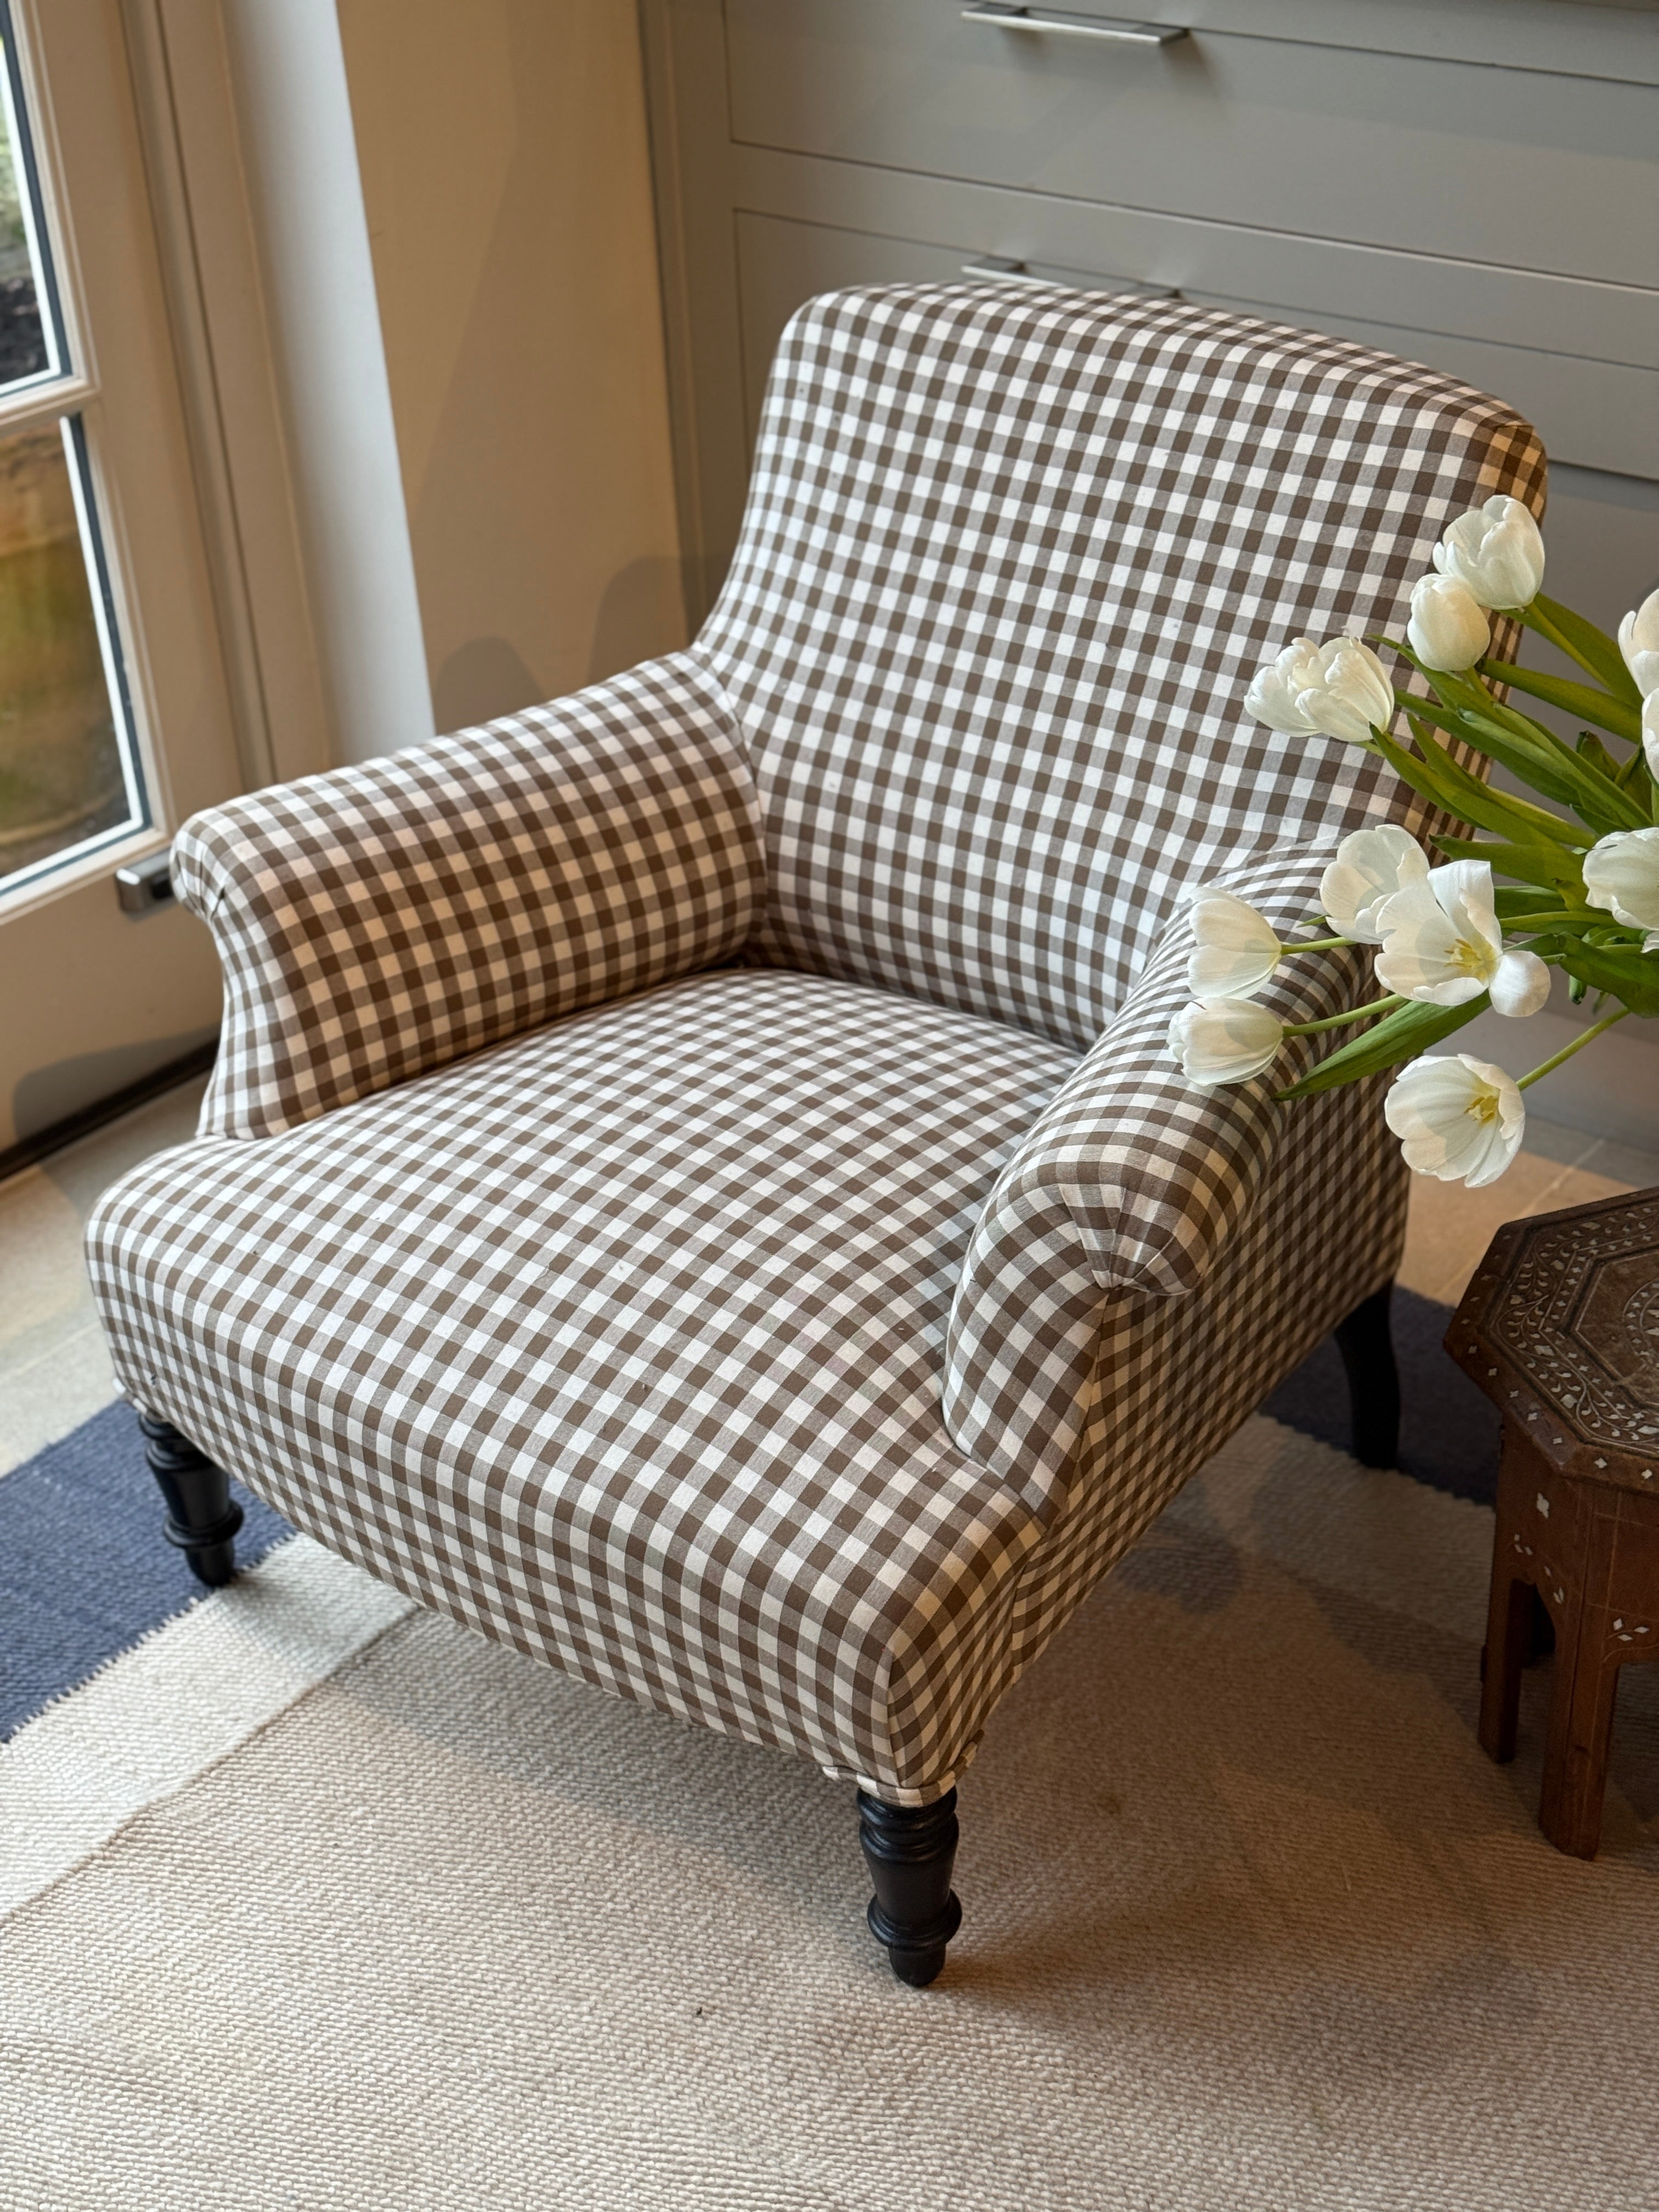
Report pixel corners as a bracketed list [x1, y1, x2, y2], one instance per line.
[115, 848, 176, 916]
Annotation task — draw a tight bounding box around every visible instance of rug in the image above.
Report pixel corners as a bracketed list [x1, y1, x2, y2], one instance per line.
[3, 1414, 1656, 2212]
[5, 1295, 1657, 2212]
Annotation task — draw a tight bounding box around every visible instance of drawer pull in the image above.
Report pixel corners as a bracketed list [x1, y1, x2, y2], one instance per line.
[962, 256, 1179, 299]
[961, 4, 1188, 46]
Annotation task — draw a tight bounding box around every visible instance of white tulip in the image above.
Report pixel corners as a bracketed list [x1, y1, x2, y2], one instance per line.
[1645, 691, 1659, 781]
[1431, 495, 1545, 610]
[1187, 890, 1283, 999]
[1244, 637, 1328, 735]
[1618, 588, 1659, 700]
[1487, 946, 1551, 1019]
[1169, 998, 1284, 1086]
[1406, 573, 1490, 673]
[1244, 634, 1393, 747]
[1374, 858, 1545, 1015]
[1583, 825, 1659, 934]
[1320, 825, 1430, 944]
[1384, 1054, 1526, 1188]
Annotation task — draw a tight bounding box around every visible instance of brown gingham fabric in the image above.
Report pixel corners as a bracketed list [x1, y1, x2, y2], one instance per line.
[703, 284, 1543, 1051]
[176, 654, 762, 1138]
[88, 287, 1544, 1801]
[88, 970, 1075, 1798]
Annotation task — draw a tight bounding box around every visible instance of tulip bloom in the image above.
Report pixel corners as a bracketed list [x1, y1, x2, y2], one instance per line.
[1384, 1054, 1526, 1187]
[1187, 890, 1283, 999]
[1375, 860, 1550, 1015]
[1583, 826, 1659, 944]
[1432, 495, 1545, 610]
[1618, 588, 1659, 700]
[1319, 825, 1430, 943]
[1406, 573, 1489, 672]
[1245, 635, 1395, 747]
[1168, 998, 1284, 1086]
[1645, 692, 1659, 781]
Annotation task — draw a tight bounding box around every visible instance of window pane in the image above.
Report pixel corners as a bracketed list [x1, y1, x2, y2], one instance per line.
[0, 36, 50, 386]
[0, 418, 141, 888]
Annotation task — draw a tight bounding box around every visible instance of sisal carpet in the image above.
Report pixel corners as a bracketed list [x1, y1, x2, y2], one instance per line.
[4, 1414, 1657, 2212]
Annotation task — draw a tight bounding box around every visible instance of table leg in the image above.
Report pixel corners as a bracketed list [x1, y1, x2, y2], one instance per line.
[1538, 1510, 1620, 1860]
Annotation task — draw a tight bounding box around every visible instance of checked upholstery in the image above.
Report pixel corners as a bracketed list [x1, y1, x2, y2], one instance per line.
[88, 286, 1544, 1802]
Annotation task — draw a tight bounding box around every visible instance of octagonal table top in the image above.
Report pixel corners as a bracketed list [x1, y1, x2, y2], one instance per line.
[1447, 1186, 1659, 1490]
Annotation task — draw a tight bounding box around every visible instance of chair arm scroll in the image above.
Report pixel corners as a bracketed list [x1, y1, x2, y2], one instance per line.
[176, 654, 764, 1138]
[944, 841, 1389, 1494]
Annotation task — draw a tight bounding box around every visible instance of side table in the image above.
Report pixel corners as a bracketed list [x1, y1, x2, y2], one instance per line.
[1448, 1187, 1659, 1859]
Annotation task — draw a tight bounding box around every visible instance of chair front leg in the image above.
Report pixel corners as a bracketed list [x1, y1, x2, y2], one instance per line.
[857, 1788, 962, 1987]
[139, 1410, 242, 1587]
[1334, 1282, 1400, 1469]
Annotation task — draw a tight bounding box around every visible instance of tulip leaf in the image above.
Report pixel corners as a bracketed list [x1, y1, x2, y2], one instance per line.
[1525, 594, 1644, 708]
[1373, 727, 1594, 850]
[1577, 730, 1627, 782]
[1274, 996, 1486, 1100]
[1555, 940, 1659, 1019]
[1432, 838, 1583, 891]
[1453, 709, 1611, 818]
[1479, 657, 1643, 746]
[1392, 680, 1629, 825]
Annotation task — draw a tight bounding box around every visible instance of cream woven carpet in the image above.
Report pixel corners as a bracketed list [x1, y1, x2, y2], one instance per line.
[4, 1414, 1657, 2212]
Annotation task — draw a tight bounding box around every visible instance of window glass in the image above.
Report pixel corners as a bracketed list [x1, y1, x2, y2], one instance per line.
[0, 417, 136, 881]
[0, 55, 48, 387]
[0, 19, 144, 898]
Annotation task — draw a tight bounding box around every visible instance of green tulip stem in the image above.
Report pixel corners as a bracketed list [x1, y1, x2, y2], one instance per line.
[1283, 935, 1350, 953]
[1515, 1007, 1631, 1092]
[1283, 995, 1404, 1037]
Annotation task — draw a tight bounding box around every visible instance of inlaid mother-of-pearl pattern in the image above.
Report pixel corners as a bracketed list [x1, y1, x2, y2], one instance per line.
[1487, 1194, 1659, 1455]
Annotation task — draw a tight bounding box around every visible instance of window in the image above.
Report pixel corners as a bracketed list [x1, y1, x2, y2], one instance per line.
[0, 1, 145, 900]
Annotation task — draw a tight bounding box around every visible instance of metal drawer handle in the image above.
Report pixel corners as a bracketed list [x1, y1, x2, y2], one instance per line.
[961, 256, 1178, 299]
[962, 4, 1188, 46]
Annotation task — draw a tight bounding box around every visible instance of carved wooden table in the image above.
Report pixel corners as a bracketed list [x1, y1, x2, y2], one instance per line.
[1448, 1187, 1659, 1858]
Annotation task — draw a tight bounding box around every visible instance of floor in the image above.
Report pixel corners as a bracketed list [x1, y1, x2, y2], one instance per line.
[3, 1071, 1652, 1484]
[5, 1077, 1659, 2212]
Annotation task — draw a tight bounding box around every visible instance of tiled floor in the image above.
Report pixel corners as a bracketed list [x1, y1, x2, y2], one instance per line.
[1396, 1118, 1652, 1308]
[2, 1079, 1655, 1481]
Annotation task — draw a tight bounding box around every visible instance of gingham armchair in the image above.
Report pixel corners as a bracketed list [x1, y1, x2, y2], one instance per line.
[88, 286, 1543, 1983]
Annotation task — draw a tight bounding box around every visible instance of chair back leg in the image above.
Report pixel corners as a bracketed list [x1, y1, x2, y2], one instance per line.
[1334, 1283, 1400, 1469]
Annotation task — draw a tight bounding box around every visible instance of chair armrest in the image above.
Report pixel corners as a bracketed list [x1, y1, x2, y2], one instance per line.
[177, 653, 763, 1137]
[944, 840, 1381, 1493]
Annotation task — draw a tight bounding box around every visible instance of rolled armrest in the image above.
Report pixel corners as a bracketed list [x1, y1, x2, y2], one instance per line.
[177, 653, 764, 1138]
[944, 840, 1379, 1492]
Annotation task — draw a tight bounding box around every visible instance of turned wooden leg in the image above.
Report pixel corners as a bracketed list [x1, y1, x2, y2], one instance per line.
[139, 1410, 242, 1588]
[858, 1789, 963, 1987]
[1479, 1564, 1534, 1764]
[1538, 1508, 1621, 1860]
[1334, 1283, 1400, 1469]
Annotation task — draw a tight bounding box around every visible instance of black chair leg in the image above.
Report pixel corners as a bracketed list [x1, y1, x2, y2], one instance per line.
[1334, 1282, 1401, 1470]
[857, 1788, 962, 1987]
[139, 1410, 242, 1587]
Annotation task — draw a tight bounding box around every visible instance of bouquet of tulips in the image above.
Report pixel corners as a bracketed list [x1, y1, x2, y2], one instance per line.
[1168, 495, 1659, 1187]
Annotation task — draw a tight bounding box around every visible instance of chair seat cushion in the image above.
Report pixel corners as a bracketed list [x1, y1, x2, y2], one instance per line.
[88, 969, 1076, 1796]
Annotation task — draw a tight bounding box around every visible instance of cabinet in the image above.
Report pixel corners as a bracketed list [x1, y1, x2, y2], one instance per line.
[640, 0, 1659, 633]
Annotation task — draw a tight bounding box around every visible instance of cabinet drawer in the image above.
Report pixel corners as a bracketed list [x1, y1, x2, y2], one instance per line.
[726, 0, 1657, 290]
[733, 200, 1659, 479]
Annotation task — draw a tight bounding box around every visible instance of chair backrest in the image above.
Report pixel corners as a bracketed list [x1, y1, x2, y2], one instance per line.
[697, 284, 1544, 1054]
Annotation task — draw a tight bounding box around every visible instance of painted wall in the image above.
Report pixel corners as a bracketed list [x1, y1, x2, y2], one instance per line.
[337, 0, 686, 735]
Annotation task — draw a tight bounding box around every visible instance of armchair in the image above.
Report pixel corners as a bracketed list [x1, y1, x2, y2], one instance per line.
[88, 285, 1543, 1983]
